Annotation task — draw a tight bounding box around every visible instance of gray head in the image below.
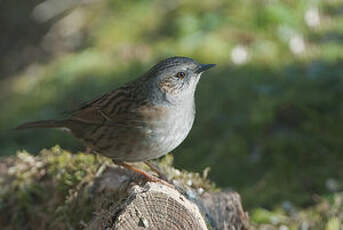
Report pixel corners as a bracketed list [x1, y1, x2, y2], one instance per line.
[142, 57, 215, 104]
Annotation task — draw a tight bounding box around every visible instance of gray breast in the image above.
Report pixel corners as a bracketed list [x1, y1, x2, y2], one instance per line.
[103, 101, 195, 162]
[134, 102, 195, 161]
[161, 104, 195, 154]
[96, 99, 195, 162]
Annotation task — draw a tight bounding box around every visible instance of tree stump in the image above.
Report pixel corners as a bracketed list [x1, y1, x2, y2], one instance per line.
[112, 182, 207, 229]
[0, 149, 249, 230]
[86, 167, 249, 230]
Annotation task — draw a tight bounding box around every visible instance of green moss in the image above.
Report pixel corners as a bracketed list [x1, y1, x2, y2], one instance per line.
[151, 154, 217, 192]
[0, 146, 217, 229]
[0, 146, 110, 229]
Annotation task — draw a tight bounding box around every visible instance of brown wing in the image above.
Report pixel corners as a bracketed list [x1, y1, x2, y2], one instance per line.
[65, 91, 110, 115]
[67, 86, 163, 128]
[68, 87, 132, 124]
[66, 89, 170, 153]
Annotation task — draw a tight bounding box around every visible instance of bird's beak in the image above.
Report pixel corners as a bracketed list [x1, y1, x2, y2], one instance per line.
[196, 64, 216, 73]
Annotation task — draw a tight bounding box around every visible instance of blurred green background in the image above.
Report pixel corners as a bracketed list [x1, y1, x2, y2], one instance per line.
[1, 0, 343, 227]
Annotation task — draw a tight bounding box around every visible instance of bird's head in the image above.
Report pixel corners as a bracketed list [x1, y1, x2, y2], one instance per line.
[143, 57, 216, 104]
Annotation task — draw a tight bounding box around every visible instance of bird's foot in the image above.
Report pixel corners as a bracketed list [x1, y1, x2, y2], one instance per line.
[113, 160, 173, 188]
[144, 160, 169, 181]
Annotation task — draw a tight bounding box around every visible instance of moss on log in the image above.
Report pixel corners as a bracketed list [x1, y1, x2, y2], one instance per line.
[0, 146, 248, 230]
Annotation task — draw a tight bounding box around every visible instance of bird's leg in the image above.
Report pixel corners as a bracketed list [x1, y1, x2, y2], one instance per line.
[113, 160, 173, 187]
[144, 161, 168, 181]
[113, 160, 159, 182]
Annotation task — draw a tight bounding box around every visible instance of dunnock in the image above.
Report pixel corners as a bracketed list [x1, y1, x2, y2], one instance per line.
[16, 57, 216, 182]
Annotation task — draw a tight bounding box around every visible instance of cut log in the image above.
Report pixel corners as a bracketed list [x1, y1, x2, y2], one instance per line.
[114, 182, 207, 230]
[0, 149, 249, 230]
[86, 167, 249, 230]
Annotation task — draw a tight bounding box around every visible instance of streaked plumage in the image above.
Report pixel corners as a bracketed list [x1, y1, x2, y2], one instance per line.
[16, 57, 215, 180]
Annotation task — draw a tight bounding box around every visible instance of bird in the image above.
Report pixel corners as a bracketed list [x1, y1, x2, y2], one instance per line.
[16, 56, 216, 183]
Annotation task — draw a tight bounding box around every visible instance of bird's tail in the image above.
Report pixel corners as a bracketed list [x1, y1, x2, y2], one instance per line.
[15, 119, 68, 130]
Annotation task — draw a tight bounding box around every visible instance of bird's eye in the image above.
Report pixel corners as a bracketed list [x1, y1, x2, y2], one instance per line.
[176, 72, 186, 79]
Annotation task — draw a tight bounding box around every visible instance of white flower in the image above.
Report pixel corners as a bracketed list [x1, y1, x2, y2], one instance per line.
[231, 45, 249, 65]
[305, 7, 320, 28]
[289, 35, 305, 54]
